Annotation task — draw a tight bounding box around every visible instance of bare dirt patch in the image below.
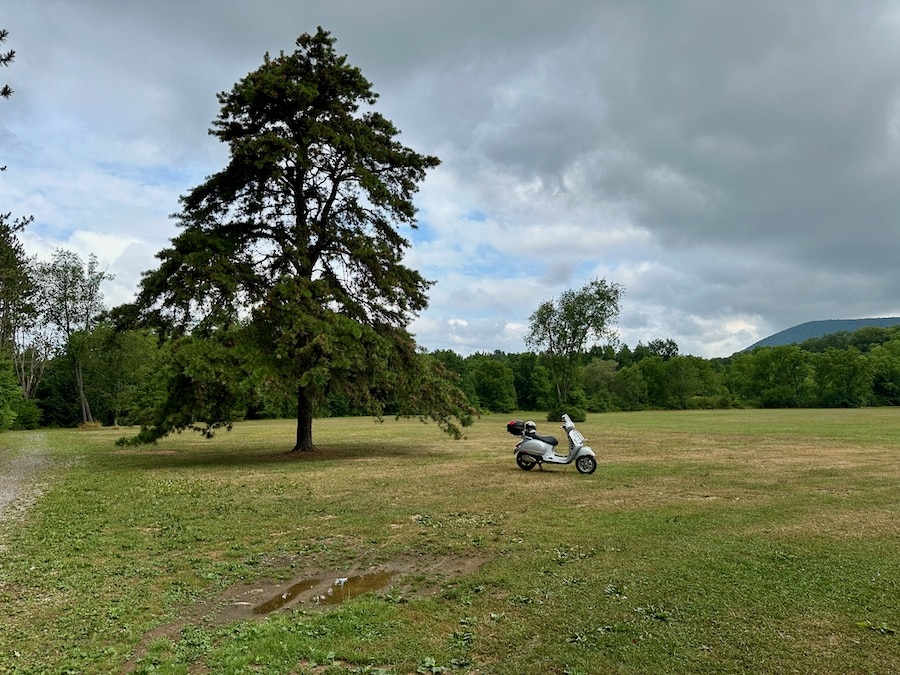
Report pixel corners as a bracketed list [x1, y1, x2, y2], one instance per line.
[121, 552, 487, 673]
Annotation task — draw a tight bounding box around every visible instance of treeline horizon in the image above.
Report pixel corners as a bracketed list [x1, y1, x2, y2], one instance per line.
[6, 322, 900, 432]
[426, 324, 900, 421]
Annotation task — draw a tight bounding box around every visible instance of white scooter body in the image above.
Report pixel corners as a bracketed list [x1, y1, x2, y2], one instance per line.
[508, 414, 597, 474]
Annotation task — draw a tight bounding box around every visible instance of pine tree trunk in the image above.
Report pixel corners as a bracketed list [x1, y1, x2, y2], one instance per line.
[292, 385, 315, 451]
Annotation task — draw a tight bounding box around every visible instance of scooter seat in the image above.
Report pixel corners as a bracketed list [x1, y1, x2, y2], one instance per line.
[527, 432, 558, 447]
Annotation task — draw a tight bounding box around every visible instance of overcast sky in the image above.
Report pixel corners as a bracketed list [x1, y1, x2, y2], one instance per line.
[3, 1, 900, 358]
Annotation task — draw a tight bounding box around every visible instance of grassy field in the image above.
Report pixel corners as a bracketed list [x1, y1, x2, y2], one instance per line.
[0, 409, 897, 674]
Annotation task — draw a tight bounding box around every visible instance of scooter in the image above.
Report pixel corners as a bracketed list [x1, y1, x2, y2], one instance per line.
[506, 414, 597, 474]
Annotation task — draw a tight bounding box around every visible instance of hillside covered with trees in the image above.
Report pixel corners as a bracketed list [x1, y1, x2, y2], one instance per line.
[745, 318, 900, 350]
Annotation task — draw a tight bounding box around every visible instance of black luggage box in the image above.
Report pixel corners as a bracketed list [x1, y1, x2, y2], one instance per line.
[506, 419, 525, 436]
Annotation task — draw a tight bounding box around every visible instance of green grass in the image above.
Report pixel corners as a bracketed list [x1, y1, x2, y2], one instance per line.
[0, 409, 898, 673]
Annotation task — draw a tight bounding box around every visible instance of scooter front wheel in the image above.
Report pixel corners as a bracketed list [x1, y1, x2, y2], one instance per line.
[516, 454, 537, 471]
[575, 455, 597, 474]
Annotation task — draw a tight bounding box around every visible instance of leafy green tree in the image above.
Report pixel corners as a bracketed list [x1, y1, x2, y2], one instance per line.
[33, 353, 80, 427]
[666, 355, 728, 409]
[724, 351, 754, 406]
[0, 219, 47, 406]
[664, 356, 700, 408]
[504, 352, 546, 411]
[647, 338, 679, 360]
[731, 345, 810, 408]
[505, 351, 555, 412]
[610, 364, 648, 410]
[812, 347, 873, 407]
[525, 278, 623, 412]
[582, 358, 617, 411]
[636, 355, 667, 407]
[126, 329, 251, 441]
[691, 356, 731, 408]
[615, 343, 635, 367]
[35, 250, 112, 424]
[0, 357, 18, 429]
[81, 324, 164, 426]
[430, 349, 476, 407]
[469, 355, 517, 413]
[119, 29, 469, 450]
[631, 341, 654, 363]
[801, 331, 853, 353]
[766, 344, 812, 406]
[528, 363, 555, 411]
[11, 331, 52, 404]
[868, 340, 900, 405]
[847, 326, 895, 353]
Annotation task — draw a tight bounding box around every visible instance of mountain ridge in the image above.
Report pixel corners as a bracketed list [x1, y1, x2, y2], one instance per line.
[744, 317, 900, 351]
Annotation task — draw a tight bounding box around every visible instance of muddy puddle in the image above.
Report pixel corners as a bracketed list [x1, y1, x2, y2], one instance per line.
[123, 554, 486, 673]
[250, 570, 395, 614]
[202, 553, 484, 624]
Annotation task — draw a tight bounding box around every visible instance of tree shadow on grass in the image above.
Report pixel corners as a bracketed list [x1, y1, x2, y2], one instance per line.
[105, 441, 449, 472]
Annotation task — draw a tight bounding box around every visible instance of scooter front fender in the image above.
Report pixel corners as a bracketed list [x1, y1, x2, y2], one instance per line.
[575, 446, 595, 458]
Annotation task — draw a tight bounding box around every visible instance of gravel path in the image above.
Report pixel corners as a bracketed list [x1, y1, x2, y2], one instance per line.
[0, 432, 50, 526]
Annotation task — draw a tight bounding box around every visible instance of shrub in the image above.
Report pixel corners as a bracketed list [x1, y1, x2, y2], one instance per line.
[10, 398, 41, 429]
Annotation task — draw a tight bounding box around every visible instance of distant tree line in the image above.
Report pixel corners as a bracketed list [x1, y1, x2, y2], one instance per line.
[2, 304, 898, 432]
[428, 325, 900, 418]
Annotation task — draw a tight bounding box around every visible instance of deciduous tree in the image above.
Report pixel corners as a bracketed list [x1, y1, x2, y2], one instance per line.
[525, 278, 623, 412]
[868, 339, 900, 405]
[36, 250, 113, 424]
[583, 357, 617, 411]
[469, 355, 517, 413]
[812, 347, 873, 407]
[0, 358, 18, 429]
[646, 338, 679, 360]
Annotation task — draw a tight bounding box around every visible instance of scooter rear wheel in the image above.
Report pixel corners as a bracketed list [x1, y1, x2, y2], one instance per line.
[575, 455, 597, 474]
[516, 454, 537, 471]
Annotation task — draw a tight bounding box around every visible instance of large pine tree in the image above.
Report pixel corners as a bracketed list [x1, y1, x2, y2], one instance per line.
[124, 28, 468, 450]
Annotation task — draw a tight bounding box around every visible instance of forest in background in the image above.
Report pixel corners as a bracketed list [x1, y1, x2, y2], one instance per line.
[4, 319, 900, 431]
